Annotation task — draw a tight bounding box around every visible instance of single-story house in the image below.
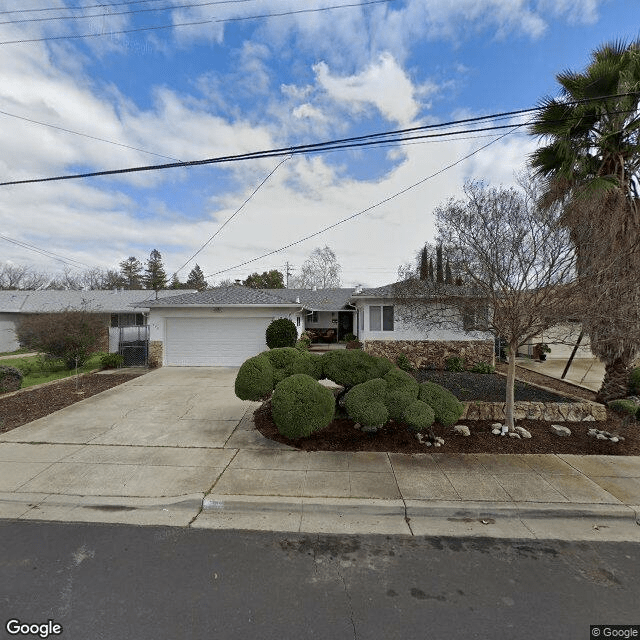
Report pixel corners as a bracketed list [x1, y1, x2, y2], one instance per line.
[145, 283, 495, 368]
[0, 290, 193, 359]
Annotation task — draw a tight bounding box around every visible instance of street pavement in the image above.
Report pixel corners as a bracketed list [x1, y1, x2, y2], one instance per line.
[0, 367, 638, 540]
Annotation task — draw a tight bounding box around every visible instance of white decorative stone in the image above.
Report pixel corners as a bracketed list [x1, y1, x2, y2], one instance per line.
[514, 427, 532, 439]
[492, 428, 501, 435]
[550, 424, 572, 437]
[587, 429, 598, 436]
[354, 423, 361, 430]
[491, 423, 503, 429]
[454, 425, 471, 437]
[596, 433, 607, 440]
[434, 442, 441, 447]
[610, 437, 620, 443]
[508, 432, 521, 439]
[583, 415, 596, 422]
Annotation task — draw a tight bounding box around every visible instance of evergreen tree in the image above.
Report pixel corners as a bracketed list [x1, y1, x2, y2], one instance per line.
[169, 273, 183, 289]
[186, 264, 208, 291]
[428, 258, 434, 281]
[119, 256, 144, 289]
[143, 249, 168, 291]
[445, 259, 453, 285]
[436, 245, 444, 284]
[243, 270, 284, 289]
[418, 246, 429, 281]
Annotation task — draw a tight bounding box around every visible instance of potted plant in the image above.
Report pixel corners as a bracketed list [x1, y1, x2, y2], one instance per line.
[534, 343, 551, 361]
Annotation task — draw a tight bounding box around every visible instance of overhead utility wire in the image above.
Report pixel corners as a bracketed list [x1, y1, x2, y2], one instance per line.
[0, 0, 395, 44]
[174, 155, 291, 274]
[0, 0, 257, 15]
[1, 94, 635, 188]
[0, 109, 183, 162]
[0, 0, 272, 24]
[0, 233, 92, 268]
[205, 124, 525, 278]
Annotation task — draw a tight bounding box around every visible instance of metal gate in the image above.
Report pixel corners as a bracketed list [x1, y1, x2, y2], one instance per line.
[118, 325, 149, 366]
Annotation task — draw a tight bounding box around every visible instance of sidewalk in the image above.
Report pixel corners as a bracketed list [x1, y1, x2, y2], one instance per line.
[0, 367, 638, 541]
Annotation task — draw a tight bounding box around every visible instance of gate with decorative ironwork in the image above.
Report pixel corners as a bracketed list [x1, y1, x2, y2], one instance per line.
[118, 325, 149, 366]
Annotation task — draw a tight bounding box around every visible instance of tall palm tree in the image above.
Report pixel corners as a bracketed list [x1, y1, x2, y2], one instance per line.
[530, 40, 640, 402]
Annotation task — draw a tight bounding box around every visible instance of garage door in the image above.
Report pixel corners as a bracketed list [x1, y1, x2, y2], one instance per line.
[165, 317, 270, 366]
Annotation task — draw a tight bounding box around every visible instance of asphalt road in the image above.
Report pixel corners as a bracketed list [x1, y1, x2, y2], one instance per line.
[1, 520, 639, 640]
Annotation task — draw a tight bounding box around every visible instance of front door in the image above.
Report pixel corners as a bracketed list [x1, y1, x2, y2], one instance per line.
[337, 311, 354, 341]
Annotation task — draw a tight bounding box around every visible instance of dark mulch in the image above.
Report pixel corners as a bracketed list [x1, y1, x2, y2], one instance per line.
[413, 369, 576, 402]
[0, 371, 145, 433]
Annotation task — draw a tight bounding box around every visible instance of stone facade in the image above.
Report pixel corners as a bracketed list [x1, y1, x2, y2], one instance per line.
[364, 339, 495, 369]
[462, 401, 607, 422]
[148, 340, 163, 368]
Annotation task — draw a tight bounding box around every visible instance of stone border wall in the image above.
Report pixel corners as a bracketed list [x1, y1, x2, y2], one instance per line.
[148, 340, 163, 368]
[364, 339, 495, 369]
[462, 401, 606, 422]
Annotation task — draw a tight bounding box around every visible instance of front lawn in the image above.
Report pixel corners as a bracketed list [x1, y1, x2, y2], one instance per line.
[2, 353, 104, 388]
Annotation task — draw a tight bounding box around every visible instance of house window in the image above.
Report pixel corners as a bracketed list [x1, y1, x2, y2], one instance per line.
[111, 313, 144, 328]
[307, 311, 318, 323]
[369, 305, 394, 331]
[462, 304, 489, 331]
[358, 309, 364, 332]
[296, 316, 300, 327]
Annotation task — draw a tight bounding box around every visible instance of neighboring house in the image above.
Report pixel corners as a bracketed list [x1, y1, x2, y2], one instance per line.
[146, 283, 492, 368]
[350, 282, 494, 369]
[0, 290, 193, 361]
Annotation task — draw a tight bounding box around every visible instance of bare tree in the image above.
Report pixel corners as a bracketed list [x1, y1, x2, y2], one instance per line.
[395, 180, 579, 433]
[290, 246, 341, 289]
[0, 263, 50, 290]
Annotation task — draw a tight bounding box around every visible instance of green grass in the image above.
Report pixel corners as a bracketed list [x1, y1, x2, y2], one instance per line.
[2, 354, 104, 388]
[0, 346, 32, 357]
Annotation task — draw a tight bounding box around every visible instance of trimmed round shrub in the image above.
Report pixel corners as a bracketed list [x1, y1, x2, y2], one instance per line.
[0, 365, 23, 393]
[100, 352, 125, 369]
[263, 347, 301, 370]
[395, 353, 415, 372]
[322, 350, 392, 388]
[372, 356, 395, 378]
[402, 400, 435, 432]
[629, 367, 640, 395]
[344, 378, 389, 427]
[418, 381, 464, 427]
[273, 368, 289, 387]
[607, 399, 638, 418]
[383, 368, 420, 420]
[271, 374, 335, 439]
[286, 352, 323, 380]
[445, 356, 465, 372]
[234, 355, 274, 400]
[265, 318, 298, 349]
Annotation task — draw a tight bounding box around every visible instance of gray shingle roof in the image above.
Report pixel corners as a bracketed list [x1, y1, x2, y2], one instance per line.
[0, 290, 194, 313]
[352, 281, 479, 299]
[264, 288, 355, 311]
[146, 286, 302, 307]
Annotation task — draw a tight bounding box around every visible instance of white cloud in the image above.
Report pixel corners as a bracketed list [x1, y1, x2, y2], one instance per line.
[314, 53, 422, 126]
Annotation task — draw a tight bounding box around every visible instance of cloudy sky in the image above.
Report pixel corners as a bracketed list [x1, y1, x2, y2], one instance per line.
[0, 0, 636, 288]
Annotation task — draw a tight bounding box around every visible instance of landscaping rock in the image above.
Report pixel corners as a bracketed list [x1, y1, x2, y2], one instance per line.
[515, 427, 532, 439]
[508, 432, 521, 439]
[491, 423, 502, 429]
[491, 428, 501, 435]
[550, 424, 572, 437]
[596, 433, 607, 440]
[454, 425, 471, 437]
[582, 415, 596, 422]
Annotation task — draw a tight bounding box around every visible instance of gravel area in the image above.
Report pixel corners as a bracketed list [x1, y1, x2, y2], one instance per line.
[413, 369, 577, 402]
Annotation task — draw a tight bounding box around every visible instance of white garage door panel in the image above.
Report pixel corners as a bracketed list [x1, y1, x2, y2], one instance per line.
[165, 317, 269, 366]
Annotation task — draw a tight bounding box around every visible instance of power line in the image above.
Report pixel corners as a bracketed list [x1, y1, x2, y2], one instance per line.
[173, 155, 291, 274]
[0, 109, 183, 162]
[0, 234, 93, 268]
[0, 0, 268, 25]
[0, 0, 174, 15]
[204, 124, 525, 278]
[0, 0, 395, 45]
[2, 94, 635, 187]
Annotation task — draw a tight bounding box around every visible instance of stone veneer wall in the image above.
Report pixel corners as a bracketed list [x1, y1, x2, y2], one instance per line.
[462, 401, 606, 422]
[364, 340, 495, 369]
[148, 340, 163, 368]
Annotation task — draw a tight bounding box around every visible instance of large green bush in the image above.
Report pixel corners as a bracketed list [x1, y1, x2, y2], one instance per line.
[271, 374, 335, 439]
[322, 349, 393, 388]
[343, 378, 389, 428]
[265, 318, 298, 349]
[234, 355, 274, 400]
[383, 368, 420, 420]
[418, 381, 464, 427]
[286, 352, 323, 380]
[263, 347, 301, 370]
[402, 400, 435, 432]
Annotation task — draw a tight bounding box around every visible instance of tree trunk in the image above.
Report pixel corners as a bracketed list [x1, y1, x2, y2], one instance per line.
[505, 342, 517, 432]
[596, 357, 630, 404]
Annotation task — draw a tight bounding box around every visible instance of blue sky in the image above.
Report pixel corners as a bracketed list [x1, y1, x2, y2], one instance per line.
[0, 0, 636, 287]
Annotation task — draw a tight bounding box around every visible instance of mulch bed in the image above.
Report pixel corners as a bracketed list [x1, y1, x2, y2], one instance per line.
[0, 371, 145, 434]
[254, 401, 640, 455]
